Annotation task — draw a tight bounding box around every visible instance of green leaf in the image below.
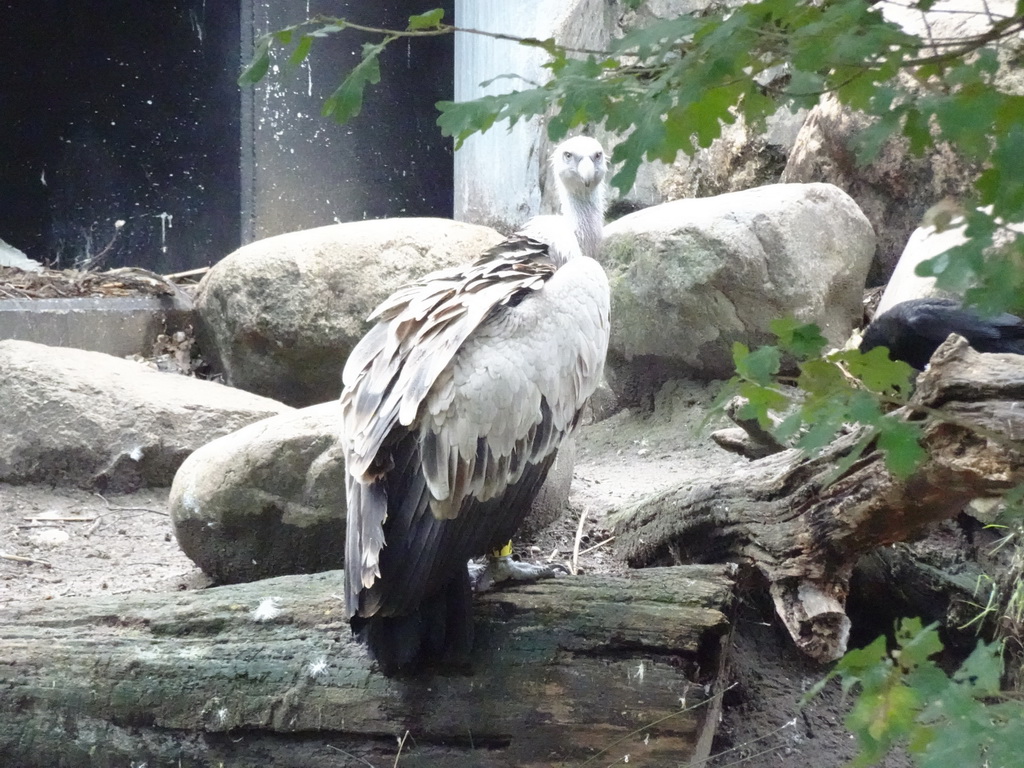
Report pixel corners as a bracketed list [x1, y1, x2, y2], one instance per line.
[903, 107, 932, 156]
[876, 419, 925, 478]
[733, 343, 781, 385]
[796, 399, 850, 455]
[978, 124, 1024, 215]
[322, 40, 387, 123]
[894, 619, 943, 668]
[796, 358, 846, 397]
[407, 8, 444, 30]
[787, 69, 827, 106]
[834, 633, 889, 682]
[932, 86, 1002, 160]
[611, 14, 701, 59]
[288, 35, 313, 68]
[736, 381, 790, 429]
[951, 639, 1003, 697]
[852, 108, 902, 165]
[437, 97, 499, 145]
[437, 87, 553, 147]
[519, 36, 562, 58]
[771, 317, 827, 359]
[838, 347, 914, 397]
[239, 35, 273, 86]
[610, 110, 667, 192]
[309, 22, 344, 38]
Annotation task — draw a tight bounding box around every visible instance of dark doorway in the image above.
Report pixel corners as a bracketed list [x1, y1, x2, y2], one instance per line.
[1, 0, 242, 274]
[0, 1, 454, 274]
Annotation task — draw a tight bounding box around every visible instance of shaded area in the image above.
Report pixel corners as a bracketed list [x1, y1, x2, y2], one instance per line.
[0, 0, 242, 273]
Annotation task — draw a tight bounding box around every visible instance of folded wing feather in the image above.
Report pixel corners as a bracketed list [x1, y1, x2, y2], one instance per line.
[342, 237, 601, 602]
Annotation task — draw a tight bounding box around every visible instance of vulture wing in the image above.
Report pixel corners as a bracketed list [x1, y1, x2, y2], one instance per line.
[341, 235, 610, 648]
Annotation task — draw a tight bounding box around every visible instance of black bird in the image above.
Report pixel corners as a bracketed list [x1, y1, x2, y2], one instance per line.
[860, 297, 1024, 370]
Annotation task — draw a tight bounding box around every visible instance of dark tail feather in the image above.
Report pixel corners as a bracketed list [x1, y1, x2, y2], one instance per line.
[352, 570, 474, 676]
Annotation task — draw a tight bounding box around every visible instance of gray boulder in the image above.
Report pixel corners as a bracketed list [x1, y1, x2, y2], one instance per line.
[168, 402, 577, 584]
[782, 95, 977, 287]
[875, 223, 966, 317]
[0, 340, 291, 491]
[780, 3, 1022, 287]
[169, 402, 346, 584]
[194, 218, 505, 408]
[601, 183, 874, 398]
[0, 237, 42, 272]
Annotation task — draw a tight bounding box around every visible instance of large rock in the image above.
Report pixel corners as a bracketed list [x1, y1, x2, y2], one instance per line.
[0, 237, 42, 272]
[169, 402, 346, 583]
[875, 223, 966, 317]
[627, 107, 808, 212]
[0, 340, 291, 491]
[194, 218, 504, 408]
[782, 2, 1022, 286]
[601, 183, 874, 397]
[168, 402, 577, 584]
[782, 95, 977, 287]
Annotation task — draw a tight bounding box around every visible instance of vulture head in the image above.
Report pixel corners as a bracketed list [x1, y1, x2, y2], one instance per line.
[553, 135, 607, 199]
[528, 135, 608, 263]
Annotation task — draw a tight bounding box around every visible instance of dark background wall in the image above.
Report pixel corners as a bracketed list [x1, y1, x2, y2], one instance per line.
[1, 0, 242, 274]
[1, 1, 453, 274]
[243, 0, 455, 243]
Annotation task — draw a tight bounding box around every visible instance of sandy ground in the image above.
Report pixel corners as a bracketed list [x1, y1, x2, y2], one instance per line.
[0, 378, 910, 767]
[0, 380, 737, 605]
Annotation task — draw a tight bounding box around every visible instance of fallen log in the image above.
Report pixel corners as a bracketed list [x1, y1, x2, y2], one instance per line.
[0, 565, 734, 767]
[610, 336, 1024, 663]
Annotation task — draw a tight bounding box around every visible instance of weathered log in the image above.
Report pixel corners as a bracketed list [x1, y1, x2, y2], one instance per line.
[710, 395, 787, 459]
[611, 336, 1024, 663]
[0, 565, 734, 767]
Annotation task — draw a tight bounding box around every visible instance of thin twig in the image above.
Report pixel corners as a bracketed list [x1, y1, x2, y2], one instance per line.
[393, 730, 410, 767]
[23, 516, 97, 523]
[684, 716, 798, 768]
[578, 682, 739, 766]
[305, 16, 610, 56]
[93, 493, 169, 516]
[578, 536, 616, 558]
[162, 266, 211, 281]
[0, 552, 52, 568]
[571, 506, 589, 576]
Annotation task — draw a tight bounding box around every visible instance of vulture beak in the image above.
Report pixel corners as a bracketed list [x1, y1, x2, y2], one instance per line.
[577, 156, 596, 188]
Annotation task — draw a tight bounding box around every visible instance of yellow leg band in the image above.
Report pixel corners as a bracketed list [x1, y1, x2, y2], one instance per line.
[492, 540, 513, 557]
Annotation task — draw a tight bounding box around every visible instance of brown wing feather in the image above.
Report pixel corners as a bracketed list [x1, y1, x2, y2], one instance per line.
[341, 239, 557, 608]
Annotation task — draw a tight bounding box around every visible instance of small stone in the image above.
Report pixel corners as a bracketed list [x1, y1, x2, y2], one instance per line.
[28, 528, 69, 548]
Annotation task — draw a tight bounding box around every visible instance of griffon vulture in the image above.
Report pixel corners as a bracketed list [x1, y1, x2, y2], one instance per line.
[340, 136, 610, 674]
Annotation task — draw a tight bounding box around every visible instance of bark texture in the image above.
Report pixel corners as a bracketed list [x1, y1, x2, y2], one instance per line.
[1, 565, 734, 767]
[611, 337, 1024, 663]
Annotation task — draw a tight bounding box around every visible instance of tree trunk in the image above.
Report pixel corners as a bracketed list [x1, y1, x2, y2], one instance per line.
[1, 565, 734, 768]
[610, 337, 1024, 663]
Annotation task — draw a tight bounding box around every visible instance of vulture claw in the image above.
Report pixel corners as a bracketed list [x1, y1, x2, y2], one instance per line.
[468, 555, 570, 593]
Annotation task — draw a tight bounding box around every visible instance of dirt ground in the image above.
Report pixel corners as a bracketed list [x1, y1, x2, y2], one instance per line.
[0, 377, 910, 767]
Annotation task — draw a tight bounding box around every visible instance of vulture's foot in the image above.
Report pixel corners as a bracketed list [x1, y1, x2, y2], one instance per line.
[468, 555, 569, 593]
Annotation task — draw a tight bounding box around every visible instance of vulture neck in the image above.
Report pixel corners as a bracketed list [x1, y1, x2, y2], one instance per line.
[558, 183, 605, 262]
